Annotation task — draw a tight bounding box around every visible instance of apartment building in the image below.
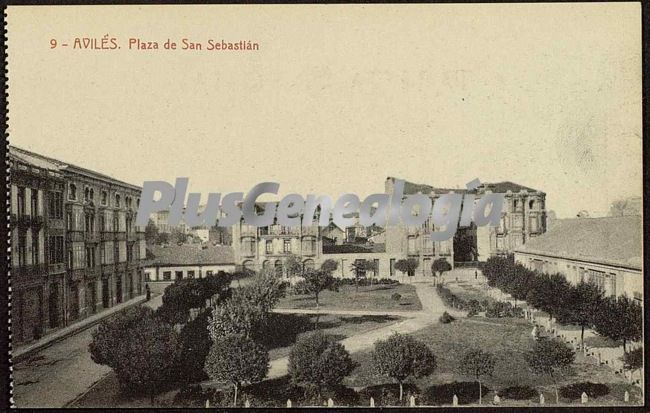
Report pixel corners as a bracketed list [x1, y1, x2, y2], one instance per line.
[9, 146, 146, 344]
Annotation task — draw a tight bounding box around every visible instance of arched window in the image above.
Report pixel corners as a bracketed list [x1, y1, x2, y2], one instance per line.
[303, 259, 315, 272]
[84, 187, 90, 201]
[115, 194, 121, 207]
[529, 200, 535, 209]
[101, 190, 107, 205]
[274, 260, 283, 277]
[262, 260, 271, 270]
[69, 184, 77, 200]
[243, 260, 255, 273]
[89, 188, 94, 201]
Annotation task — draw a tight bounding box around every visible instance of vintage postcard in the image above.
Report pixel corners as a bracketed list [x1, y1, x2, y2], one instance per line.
[5, 2, 645, 409]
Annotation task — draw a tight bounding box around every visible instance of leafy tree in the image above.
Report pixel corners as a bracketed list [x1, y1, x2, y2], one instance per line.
[594, 295, 642, 353]
[525, 337, 575, 404]
[288, 331, 356, 398]
[302, 269, 337, 307]
[89, 306, 181, 404]
[208, 274, 285, 340]
[394, 258, 419, 277]
[144, 219, 160, 245]
[622, 346, 643, 377]
[350, 259, 377, 291]
[171, 227, 187, 244]
[204, 334, 269, 406]
[459, 349, 495, 405]
[156, 277, 229, 325]
[373, 333, 436, 401]
[558, 281, 603, 349]
[202, 272, 232, 306]
[431, 258, 452, 284]
[177, 308, 212, 383]
[526, 273, 572, 321]
[156, 231, 170, 245]
[284, 253, 303, 279]
[320, 259, 339, 275]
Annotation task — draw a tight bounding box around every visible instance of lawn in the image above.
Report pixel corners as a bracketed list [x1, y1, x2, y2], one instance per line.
[277, 283, 422, 312]
[265, 313, 404, 360]
[343, 317, 642, 406]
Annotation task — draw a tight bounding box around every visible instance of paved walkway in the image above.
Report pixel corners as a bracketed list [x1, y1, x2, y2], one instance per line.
[266, 282, 461, 379]
[12, 295, 163, 408]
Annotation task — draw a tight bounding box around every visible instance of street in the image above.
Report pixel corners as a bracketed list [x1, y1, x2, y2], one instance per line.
[12, 295, 163, 408]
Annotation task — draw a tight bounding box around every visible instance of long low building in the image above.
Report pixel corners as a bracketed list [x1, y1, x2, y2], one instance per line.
[514, 215, 642, 301]
[143, 244, 236, 293]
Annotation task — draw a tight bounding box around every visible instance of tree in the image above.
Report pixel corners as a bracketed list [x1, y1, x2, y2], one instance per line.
[558, 281, 603, 349]
[288, 331, 356, 398]
[622, 346, 643, 377]
[177, 308, 212, 383]
[373, 333, 436, 401]
[204, 334, 269, 406]
[431, 258, 452, 284]
[526, 273, 572, 321]
[207, 273, 285, 340]
[145, 219, 160, 245]
[350, 259, 377, 291]
[157, 277, 223, 325]
[285, 253, 303, 279]
[156, 231, 170, 245]
[594, 295, 642, 352]
[525, 337, 575, 404]
[320, 259, 339, 275]
[459, 349, 495, 405]
[302, 269, 337, 307]
[394, 258, 419, 278]
[89, 306, 181, 404]
[171, 227, 187, 244]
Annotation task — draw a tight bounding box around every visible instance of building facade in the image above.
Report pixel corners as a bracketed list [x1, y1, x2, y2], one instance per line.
[230, 177, 544, 278]
[514, 216, 643, 301]
[143, 244, 236, 293]
[10, 146, 147, 344]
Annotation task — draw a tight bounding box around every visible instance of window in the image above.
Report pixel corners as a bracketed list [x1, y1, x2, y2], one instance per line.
[98, 215, 105, 232]
[115, 194, 121, 207]
[187, 270, 195, 278]
[283, 239, 291, 253]
[175, 271, 183, 280]
[16, 187, 25, 216]
[390, 258, 395, 277]
[206, 270, 214, 276]
[32, 235, 39, 264]
[126, 197, 132, 209]
[84, 187, 90, 202]
[529, 200, 535, 209]
[48, 236, 64, 263]
[67, 249, 73, 269]
[30, 190, 38, 217]
[69, 184, 77, 201]
[266, 240, 273, 254]
[48, 192, 63, 219]
[66, 212, 73, 231]
[101, 191, 107, 206]
[163, 271, 172, 281]
[113, 216, 119, 232]
[90, 188, 94, 201]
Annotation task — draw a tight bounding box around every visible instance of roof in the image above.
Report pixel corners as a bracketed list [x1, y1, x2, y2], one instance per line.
[9, 145, 142, 190]
[145, 244, 235, 267]
[389, 177, 542, 195]
[515, 215, 642, 270]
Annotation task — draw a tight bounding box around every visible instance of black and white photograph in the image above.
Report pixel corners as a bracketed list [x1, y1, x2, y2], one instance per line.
[4, 2, 646, 409]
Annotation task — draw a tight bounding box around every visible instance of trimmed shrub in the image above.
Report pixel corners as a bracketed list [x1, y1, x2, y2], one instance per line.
[499, 385, 537, 400]
[439, 311, 455, 324]
[559, 382, 610, 400]
[391, 293, 402, 301]
[291, 280, 311, 295]
[423, 381, 490, 405]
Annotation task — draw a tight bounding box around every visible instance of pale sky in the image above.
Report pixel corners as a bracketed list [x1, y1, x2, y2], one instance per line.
[7, 3, 642, 218]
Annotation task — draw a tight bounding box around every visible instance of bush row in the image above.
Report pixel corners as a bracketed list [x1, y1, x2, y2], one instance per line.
[436, 285, 522, 318]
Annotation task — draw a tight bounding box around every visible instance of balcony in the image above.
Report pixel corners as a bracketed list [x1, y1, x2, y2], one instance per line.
[48, 262, 66, 274]
[240, 226, 258, 237]
[301, 226, 319, 236]
[100, 231, 115, 241]
[67, 268, 85, 282]
[114, 232, 126, 241]
[66, 231, 84, 242]
[11, 263, 48, 277]
[101, 262, 114, 274]
[84, 232, 100, 243]
[126, 232, 137, 242]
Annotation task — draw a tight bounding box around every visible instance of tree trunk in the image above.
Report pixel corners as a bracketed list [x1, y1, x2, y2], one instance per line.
[581, 325, 585, 350]
[315, 292, 319, 308]
[150, 390, 155, 405]
[399, 382, 404, 402]
[233, 383, 238, 406]
[623, 339, 627, 353]
[478, 378, 482, 405]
